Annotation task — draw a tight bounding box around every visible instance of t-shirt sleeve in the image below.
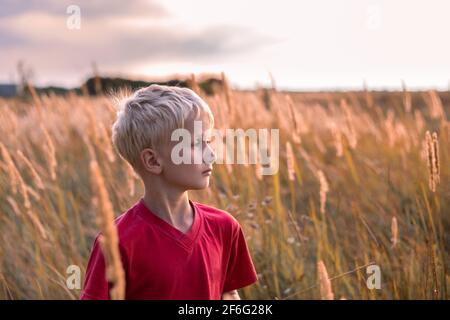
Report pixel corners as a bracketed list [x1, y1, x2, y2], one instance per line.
[80, 235, 111, 300]
[223, 222, 258, 293]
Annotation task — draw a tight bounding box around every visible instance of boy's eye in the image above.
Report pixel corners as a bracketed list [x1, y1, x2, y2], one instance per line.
[205, 136, 215, 144]
[192, 135, 214, 147]
[191, 138, 202, 147]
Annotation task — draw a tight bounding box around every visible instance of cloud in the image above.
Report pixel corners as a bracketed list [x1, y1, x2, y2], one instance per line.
[0, 3, 277, 85]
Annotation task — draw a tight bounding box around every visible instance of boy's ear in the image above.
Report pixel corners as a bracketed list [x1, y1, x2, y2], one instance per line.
[140, 148, 162, 174]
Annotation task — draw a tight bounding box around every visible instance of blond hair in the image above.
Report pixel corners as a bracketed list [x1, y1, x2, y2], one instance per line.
[112, 84, 214, 169]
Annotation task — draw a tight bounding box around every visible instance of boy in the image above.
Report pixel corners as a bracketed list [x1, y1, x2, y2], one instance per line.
[80, 84, 258, 300]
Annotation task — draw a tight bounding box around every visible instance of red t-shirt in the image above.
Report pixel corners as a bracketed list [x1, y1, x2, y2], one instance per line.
[80, 198, 258, 300]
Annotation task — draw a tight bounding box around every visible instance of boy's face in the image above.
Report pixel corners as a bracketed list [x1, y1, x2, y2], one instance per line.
[159, 116, 216, 191]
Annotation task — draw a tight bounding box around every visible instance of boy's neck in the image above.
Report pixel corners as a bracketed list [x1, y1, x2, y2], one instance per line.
[142, 186, 194, 234]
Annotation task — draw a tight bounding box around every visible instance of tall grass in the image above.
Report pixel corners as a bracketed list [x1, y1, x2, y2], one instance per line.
[0, 81, 448, 299]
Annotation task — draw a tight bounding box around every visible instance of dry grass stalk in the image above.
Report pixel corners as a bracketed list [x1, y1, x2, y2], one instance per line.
[330, 123, 343, 157]
[255, 154, 262, 181]
[286, 142, 295, 181]
[313, 134, 326, 154]
[40, 125, 57, 181]
[317, 170, 329, 215]
[402, 81, 412, 113]
[223, 144, 233, 174]
[221, 72, 235, 124]
[432, 132, 440, 185]
[425, 131, 434, 191]
[287, 210, 308, 244]
[385, 109, 396, 147]
[318, 260, 334, 300]
[16, 168, 31, 209]
[341, 99, 358, 149]
[6, 196, 21, 217]
[27, 83, 43, 117]
[0, 144, 32, 209]
[425, 131, 440, 192]
[97, 122, 116, 163]
[90, 159, 125, 300]
[363, 80, 374, 108]
[298, 146, 318, 174]
[25, 185, 40, 202]
[82, 133, 97, 162]
[124, 161, 137, 197]
[391, 216, 398, 248]
[0, 143, 18, 194]
[16, 150, 45, 190]
[414, 110, 425, 133]
[25, 209, 48, 240]
[286, 95, 301, 144]
[428, 90, 445, 120]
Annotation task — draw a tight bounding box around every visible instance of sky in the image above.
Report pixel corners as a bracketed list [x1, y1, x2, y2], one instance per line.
[1, 0, 450, 90]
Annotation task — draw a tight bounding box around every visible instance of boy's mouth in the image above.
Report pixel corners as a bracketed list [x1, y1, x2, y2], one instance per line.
[202, 168, 212, 175]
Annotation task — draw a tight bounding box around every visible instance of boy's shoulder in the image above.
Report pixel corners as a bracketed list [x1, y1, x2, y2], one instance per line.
[110, 200, 148, 243]
[193, 201, 242, 234]
[194, 201, 235, 219]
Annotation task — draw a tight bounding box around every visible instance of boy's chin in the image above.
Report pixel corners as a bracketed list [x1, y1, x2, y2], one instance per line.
[187, 181, 210, 190]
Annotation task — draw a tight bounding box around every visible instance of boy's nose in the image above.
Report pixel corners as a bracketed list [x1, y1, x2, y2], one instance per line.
[203, 144, 216, 164]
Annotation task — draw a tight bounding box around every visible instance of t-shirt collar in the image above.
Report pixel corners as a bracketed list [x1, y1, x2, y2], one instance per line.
[136, 198, 202, 250]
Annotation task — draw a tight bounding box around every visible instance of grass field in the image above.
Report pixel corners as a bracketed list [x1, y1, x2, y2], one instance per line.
[0, 81, 448, 299]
